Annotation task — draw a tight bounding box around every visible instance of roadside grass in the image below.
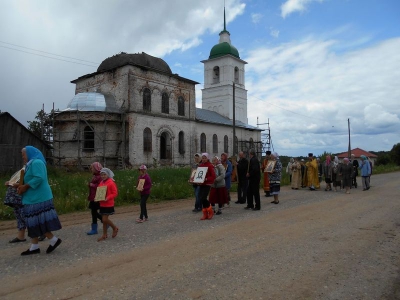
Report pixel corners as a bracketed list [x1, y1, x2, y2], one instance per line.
[0, 164, 397, 220]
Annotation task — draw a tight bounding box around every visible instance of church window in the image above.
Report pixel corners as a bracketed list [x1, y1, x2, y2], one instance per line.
[234, 66, 239, 84]
[162, 92, 169, 114]
[160, 131, 172, 159]
[143, 127, 152, 152]
[200, 133, 206, 153]
[224, 135, 228, 153]
[143, 88, 151, 112]
[178, 131, 185, 154]
[250, 138, 254, 150]
[178, 96, 185, 116]
[213, 66, 220, 84]
[83, 126, 94, 151]
[213, 134, 218, 153]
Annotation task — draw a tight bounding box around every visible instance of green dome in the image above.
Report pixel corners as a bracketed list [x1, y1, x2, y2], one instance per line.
[209, 42, 240, 59]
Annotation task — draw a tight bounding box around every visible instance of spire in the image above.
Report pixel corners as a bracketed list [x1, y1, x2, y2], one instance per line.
[224, 6, 226, 31]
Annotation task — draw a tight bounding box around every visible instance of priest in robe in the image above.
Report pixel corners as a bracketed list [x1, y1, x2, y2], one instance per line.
[306, 153, 320, 190]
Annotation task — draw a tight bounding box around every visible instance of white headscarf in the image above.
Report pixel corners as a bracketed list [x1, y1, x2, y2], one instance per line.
[100, 168, 115, 181]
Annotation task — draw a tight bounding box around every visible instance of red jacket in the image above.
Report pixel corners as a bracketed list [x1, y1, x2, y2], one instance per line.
[199, 161, 216, 185]
[98, 178, 118, 207]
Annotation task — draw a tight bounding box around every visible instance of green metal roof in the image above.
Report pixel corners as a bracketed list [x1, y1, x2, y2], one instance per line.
[209, 42, 240, 59]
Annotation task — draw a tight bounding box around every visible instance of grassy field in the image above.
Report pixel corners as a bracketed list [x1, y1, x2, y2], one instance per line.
[0, 163, 397, 221]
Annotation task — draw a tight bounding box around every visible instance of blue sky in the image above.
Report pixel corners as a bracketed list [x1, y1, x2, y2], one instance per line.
[1, 0, 399, 157]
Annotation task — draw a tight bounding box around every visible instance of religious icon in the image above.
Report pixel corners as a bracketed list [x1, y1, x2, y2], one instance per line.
[189, 169, 197, 183]
[137, 179, 145, 191]
[265, 161, 276, 173]
[94, 186, 107, 201]
[192, 167, 208, 183]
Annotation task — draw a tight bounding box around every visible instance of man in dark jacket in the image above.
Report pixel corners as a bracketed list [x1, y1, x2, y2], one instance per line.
[234, 151, 248, 204]
[245, 149, 261, 210]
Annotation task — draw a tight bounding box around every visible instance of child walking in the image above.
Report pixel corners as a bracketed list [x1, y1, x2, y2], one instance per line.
[97, 168, 119, 241]
[86, 162, 103, 235]
[136, 165, 152, 223]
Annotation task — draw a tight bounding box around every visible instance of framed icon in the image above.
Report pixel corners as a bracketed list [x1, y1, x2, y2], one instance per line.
[192, 167, 208, 183]
[265, 160, 276, 173]
[94, 186, 107, 201]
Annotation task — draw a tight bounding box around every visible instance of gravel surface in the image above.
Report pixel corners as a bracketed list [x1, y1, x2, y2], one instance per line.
[0, 172, 399, 299]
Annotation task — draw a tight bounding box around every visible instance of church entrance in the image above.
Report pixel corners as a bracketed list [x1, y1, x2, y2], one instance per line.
[160, 132, 172, 161]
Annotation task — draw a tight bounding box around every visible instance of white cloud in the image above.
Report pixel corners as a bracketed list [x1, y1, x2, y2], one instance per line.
[270, 28, 280, 38]
[245, 37, 400, 155]
[251, 13, 263, 24]
[281, 0, 324, 19]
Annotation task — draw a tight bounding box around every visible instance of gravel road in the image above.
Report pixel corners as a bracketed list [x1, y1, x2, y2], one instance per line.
[0, 172, 399, 300]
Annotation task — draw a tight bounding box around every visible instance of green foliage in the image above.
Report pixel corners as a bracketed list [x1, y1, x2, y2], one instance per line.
[375, 153, 391, 166]
[390, 143, 400, 166]
[371, 163, 400, 174]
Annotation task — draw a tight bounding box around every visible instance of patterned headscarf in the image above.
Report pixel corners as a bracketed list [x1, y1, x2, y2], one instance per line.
[213, 156, 221, 164]
[25, 146, 46, 166]
[91, 162, 103, 174]
[325, 155, 331, 166]
[343, 158, 349, 163]
[100, 168, 115, 180]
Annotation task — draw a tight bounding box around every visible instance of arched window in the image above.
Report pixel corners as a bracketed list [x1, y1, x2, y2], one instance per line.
[213, 66, 220, 84]
[178, 131, 185, 154]
[160, 131, 171, 159]
[234, 66, 239, 84]
[178, 96, 185, 116]
[224, 135, 229, 153]
[143, 127, 152, 152]
[143, 88, 151, 112]
[162, 92, 169, 114]
[250, 138, 254, 150]
[213, 134, 218, 153]
[200, 133, 206, 153]
[83, 126, 94, 151]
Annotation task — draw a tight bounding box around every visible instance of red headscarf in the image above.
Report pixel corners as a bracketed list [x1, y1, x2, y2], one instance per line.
[91, 162, 103, 174]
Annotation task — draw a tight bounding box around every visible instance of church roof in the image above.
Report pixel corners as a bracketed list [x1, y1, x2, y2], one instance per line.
[209, 42, 240, 59]
[97, 52, 172, 74]
[62, 92, 121, 113]
[196, 108, 261, 131]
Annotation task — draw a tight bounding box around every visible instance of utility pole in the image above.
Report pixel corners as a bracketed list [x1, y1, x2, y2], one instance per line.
[232, 82, 236, 156]
[348, 118, 351, 158]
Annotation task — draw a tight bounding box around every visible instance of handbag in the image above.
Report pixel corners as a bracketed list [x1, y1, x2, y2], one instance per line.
[4, 186, 23, 208]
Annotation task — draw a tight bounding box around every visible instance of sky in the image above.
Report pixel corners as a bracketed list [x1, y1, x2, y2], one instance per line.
[0, 0, 399, 157]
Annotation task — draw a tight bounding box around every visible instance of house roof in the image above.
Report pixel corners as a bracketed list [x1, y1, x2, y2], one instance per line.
[196, 108, 262, 131]
[336, 147, 378, 158]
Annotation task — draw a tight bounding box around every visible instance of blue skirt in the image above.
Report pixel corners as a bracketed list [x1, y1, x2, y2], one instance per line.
[24, 199, 62, 238]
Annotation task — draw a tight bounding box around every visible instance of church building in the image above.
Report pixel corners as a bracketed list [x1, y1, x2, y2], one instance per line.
[53, 13, 262, 169]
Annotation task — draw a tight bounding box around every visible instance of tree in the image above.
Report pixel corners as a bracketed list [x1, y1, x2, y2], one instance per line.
[27, 109, 57, 142]
[390, 143, 400, 166]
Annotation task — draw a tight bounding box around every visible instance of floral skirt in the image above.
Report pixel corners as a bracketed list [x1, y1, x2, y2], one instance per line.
[24, 199, 62, 238]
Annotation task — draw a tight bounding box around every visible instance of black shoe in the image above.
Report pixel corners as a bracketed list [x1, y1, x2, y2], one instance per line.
[234, 201, 241, 204]
[244, 206, 253, 210]
[272, 201, 279, 204]
[21, 248, 40, 256]
[252, 207, 260, 211]
[46, 238, 62, 254]
[216, 211, 222, 215]
[9, 237, 26, 243]
[192, 209, 200, 212]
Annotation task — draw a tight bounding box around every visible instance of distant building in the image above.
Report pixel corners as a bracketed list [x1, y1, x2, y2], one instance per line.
[53, 12, 262, 169]
[336, 148, 378, 166]
[0, 112, 50, 173]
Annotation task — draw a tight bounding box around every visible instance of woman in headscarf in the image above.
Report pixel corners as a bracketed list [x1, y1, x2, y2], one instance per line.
[197, 153, 216, 220]
[209, 156, 228, 215]
[268, 152, 282, 204]
[17, 146, 62, 255]
[191, 153, 202, 212]
[86, 162, 103, 235]
[331, 156, 342, 192]
[339, 157, 353, 194]
[97, 168, 119, 241]
[359, 155, 371, 191]
[323, 155, 333, 191]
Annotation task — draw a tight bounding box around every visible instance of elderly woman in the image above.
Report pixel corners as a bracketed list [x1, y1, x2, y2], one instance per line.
[209, 156, 228, 215]
[331, 156, 342, 192]
[359, 155, 371, 191]
[268, 152, 282, 204]
[323, 155, 333, 191]
[339, 158, 353, 194]
[17, 146, 62, 255]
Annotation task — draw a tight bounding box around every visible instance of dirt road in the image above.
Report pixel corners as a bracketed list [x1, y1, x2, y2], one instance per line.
[1, 172, 399, 300]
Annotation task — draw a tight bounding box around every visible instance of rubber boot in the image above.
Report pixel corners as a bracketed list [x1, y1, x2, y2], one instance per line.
[207, 206, 214, 220]
[87, 223, 98, 235]
[200, 208, 208, 220]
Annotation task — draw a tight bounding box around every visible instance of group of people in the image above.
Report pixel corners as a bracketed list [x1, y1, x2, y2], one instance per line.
[4, 145, 154, 255]
[285, 153, 372, 194]
[190, 149, 282, 219]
